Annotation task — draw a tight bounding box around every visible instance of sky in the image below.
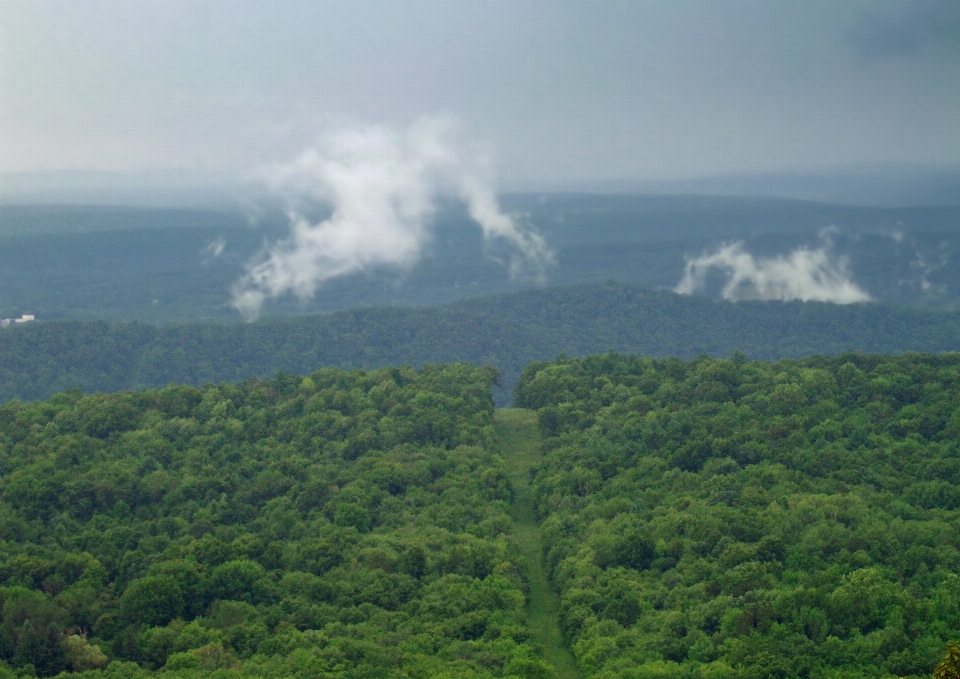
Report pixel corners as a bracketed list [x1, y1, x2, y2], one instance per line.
[2, 0, 959, 190]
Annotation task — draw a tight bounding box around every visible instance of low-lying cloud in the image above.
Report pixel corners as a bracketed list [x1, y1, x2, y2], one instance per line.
[231, 116, 552, 320]
[675, 240, 872, 304]
[848, 0, 960, 59]
[203, 236, 226, 260]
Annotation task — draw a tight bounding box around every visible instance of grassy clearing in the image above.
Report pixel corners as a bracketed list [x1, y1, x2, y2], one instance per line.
[495, 408, 582, 679]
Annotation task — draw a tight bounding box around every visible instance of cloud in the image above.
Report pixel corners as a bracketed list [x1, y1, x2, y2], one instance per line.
[203, 236, 226, 260]
[231, 116, 553, 320]
[675, 240, 872, 304]
[848, 0, 960, 58]
[907, 240, 950, 294]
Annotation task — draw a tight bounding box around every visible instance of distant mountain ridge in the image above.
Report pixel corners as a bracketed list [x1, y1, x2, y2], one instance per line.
[4, 200, 960, 324]
[8, 164, 959, 208]
[2, 283, 959, 406]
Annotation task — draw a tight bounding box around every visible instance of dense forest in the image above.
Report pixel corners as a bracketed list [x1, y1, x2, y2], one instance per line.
[515, 352, 960, 678]
[0, 363, 561, 678]
[3, 283, 960, 407]
[3, 353, 960, 676]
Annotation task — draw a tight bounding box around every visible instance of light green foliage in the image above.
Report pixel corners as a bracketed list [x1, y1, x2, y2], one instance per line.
[0, 363, 537, 677]
[516, 352, 960, 678]
[62, 634, 108, 671]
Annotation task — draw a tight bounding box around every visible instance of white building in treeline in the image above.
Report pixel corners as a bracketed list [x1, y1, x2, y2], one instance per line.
[0, 314, 35, 327]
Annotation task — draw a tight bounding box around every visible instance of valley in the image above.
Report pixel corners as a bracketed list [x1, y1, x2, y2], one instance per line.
[6, 1, 959, 676]
[3, 199, 960, 324]
[2, 193, 959, 679]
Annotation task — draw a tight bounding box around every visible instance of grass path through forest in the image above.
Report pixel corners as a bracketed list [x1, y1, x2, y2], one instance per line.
[495, 408, 582, 679]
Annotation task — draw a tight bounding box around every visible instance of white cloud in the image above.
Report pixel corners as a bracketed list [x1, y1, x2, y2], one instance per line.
[203, 236, 226, 259]
[675, 240, 871, 304]
[231, 115, 553, 320]
[908, 242, 949, 294]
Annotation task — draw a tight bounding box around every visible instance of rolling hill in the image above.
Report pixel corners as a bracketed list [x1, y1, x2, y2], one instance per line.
[2, 283, 959, 406]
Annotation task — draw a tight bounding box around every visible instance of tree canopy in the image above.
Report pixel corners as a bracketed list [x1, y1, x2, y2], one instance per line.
[0, 363, 545, 678]
[516, 351, 960, 678]
[3, 351, 960, 677]
[3, 283, 960, 408]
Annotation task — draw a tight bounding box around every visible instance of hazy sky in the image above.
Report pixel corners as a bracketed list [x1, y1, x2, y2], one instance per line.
[3, 0, 959, 187]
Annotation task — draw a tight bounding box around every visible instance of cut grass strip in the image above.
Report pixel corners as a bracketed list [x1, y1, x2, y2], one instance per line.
[496, 408, 582, 679]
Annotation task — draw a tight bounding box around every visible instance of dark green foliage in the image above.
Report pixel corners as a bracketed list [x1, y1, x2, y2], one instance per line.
[5, 283, 960, 408]
[0, 363, 538, 678]
[120, 576, 185, 627]
[1, 589, 67, 676]
[517, 352, 960, 678]
[611, 530, 655, 572]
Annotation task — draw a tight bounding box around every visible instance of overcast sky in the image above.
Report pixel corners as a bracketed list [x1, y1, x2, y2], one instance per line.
[2, 0, 959, 188]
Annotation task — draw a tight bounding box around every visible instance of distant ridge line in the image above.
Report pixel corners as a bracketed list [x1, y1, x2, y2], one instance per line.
[1, 283, 958, 406]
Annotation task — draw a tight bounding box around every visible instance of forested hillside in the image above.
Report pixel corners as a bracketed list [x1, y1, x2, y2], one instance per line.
[0, 364, 549, 678]
[4, 200, 960, 323]
[3, 283, 960, 407]
[515, 352, 960, 678]
[4, 353, 960, 677]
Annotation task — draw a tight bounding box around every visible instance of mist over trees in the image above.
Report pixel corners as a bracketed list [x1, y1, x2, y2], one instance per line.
[4, 0, 959, 675]
[4, 200, 960, 325]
